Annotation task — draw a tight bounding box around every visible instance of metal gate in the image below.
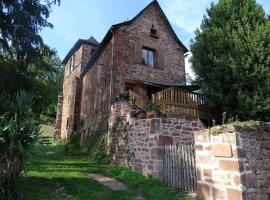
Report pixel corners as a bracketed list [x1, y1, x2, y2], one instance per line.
[163, 144, 197, 192]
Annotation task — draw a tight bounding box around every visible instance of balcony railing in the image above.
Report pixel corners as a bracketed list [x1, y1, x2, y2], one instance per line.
[129, 90, 145, 109]
[152, 88, 207, 118]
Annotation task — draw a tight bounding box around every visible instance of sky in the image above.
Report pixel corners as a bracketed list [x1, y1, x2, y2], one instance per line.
[41, 0, 270, 76]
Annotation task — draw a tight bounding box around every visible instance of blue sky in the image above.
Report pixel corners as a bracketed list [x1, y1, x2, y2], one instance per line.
[42, 0, 270, 73]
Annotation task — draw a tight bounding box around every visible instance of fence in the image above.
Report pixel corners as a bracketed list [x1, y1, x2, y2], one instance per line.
[129, 90, 145, 109]
[163, 144, 197, 193]
[152, 88, 207, 118]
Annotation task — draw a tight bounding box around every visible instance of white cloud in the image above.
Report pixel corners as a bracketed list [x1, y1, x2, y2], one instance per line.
[160, 0, 217, 34]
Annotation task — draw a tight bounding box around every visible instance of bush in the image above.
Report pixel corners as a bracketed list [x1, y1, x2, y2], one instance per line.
[84, 131, 110, 164]
[0, 91, 40, 199]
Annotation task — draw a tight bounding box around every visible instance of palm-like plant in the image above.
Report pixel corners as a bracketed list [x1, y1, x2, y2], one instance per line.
[0, 91, 40, 199]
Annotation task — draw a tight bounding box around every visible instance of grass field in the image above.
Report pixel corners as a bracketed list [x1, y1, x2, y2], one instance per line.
[18, 125, 194, 199]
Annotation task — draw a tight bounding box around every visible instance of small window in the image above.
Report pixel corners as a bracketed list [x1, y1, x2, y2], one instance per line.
[150, 25, 158, 38]
[142, 47, 155, 67]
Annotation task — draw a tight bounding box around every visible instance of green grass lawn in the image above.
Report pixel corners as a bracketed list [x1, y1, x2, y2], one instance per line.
[18, 125, 194, 199]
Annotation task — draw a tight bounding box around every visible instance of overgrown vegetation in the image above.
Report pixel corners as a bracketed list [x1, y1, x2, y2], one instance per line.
[190, 0, 270, 121]
[64, 126, 110, 164]
[208, 111, 263, 135]
[0, 91, 40, 199]
[86, 131, 109, 164]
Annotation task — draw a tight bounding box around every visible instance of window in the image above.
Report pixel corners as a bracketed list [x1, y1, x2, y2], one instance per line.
[142, 47, 155, 67]
[150, 25, 158, 38]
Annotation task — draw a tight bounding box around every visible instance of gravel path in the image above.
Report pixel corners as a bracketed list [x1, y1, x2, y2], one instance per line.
[88, 173, 127, 191]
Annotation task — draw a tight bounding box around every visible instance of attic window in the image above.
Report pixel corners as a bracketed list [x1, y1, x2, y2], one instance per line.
[150, 25, 158, 38]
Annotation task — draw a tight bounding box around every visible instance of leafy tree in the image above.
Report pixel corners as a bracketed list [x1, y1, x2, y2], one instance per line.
[0, 0, 60, 67]
[190, 0, 270, 121]
[0, 54, 63, 118]
[0, 0, 62, 119]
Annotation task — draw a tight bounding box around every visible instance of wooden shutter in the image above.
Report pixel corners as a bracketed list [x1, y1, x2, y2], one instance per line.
[133, 40, 142, 64]
[158, 50, 165, 69]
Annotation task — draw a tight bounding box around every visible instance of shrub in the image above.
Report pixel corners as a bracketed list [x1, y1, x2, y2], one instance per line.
[64, 120, 83, 154]
[0, 91, 40, 199]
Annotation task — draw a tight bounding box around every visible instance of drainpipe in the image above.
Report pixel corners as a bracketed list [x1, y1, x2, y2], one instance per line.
[107, 28, 115, 156]
[108, 28, 115, 111]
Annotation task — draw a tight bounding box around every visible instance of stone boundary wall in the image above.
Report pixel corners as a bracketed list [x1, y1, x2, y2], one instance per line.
[108, 101, 205, 179]
[195, 123, 270, 200]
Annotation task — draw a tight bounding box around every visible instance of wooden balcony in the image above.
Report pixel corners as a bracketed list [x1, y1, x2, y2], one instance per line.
[129, 90, 146, 109]
[152, 88, 207, 118]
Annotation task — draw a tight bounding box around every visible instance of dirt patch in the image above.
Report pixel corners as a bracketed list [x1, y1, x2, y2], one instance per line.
[88, 173, 127, 191]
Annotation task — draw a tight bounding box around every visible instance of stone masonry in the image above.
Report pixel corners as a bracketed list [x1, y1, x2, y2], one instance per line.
[60, 42, 96, 140]
[195, 123, 270, 200]
[55, 93, 63, 139]
[108, 101, 205, 179]
[78, 1, 188, 138]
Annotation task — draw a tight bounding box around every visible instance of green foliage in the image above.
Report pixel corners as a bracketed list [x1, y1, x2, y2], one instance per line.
[0, 0, 60, 64]
[190, 0, 270, 121]
[84, 131, 110, 164]
[64, 121, 83, 154]
[0, 91, 40, 199]
[209, 119, 260, 135]
[112, 116, 122, 132]
[0, 55, 63, 117]
[17, 145, 193, 200]
[146, 101, 154, 112]
[0, 0, 63, 120]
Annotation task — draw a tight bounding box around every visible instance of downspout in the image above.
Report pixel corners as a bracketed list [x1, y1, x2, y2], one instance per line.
[108, 28, 115, 156]
[108, 28, 115, 111]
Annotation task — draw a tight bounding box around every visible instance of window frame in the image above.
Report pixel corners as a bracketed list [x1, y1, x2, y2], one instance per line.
[142, 47, 155, 67]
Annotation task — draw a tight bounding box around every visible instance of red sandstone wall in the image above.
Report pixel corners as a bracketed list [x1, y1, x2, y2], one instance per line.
[60, 44, 93, 140]
[195, 123, 270, 200]
[113, 3, 186, 95]
[80, 3, 187, 135]
[80, 41, 113, 135]
[108, 101, 204, 179]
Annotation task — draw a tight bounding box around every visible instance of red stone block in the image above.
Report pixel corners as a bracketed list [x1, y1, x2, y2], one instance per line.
[156, 135, 173, 146]
[197, 183, 210, 200]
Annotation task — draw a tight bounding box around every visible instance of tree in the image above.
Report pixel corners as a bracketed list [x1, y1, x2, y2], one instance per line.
[0, 0, 62, 119]
[0, 0, 60, 67]
[190, 0, 270, 121]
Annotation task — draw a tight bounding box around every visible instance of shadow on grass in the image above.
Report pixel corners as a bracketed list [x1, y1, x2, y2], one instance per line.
[18, 176, 132, 200]
[19, 145, 194, 200]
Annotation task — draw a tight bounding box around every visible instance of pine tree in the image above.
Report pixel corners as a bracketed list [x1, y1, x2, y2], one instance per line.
[190, 0, 270, 121]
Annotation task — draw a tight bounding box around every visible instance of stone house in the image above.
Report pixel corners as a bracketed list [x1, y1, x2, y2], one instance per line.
[56, 0, 206, 140]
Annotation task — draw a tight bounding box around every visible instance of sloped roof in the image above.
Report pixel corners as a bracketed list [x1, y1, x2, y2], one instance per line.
[87, 36, 99, 46]
[62, 37, 99, 64]
[81, 0, 188, 76]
